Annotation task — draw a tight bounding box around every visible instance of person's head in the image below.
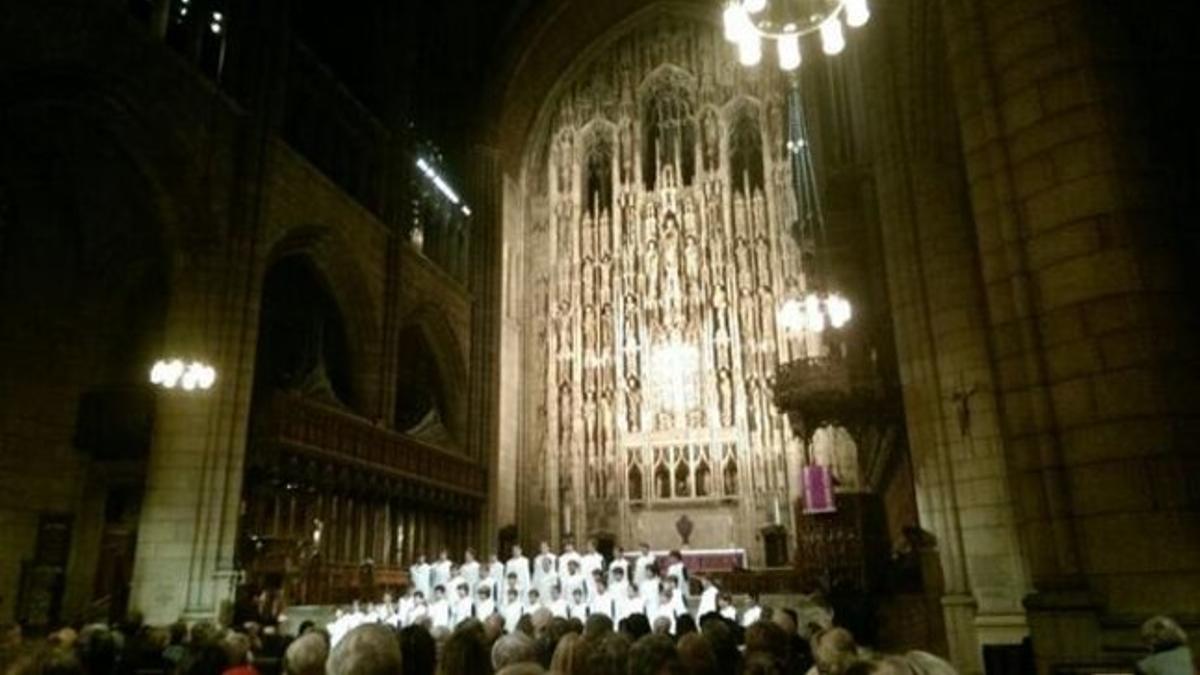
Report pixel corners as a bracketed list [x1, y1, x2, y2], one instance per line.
[550, 585, 562, 600]
[178, 643, 229, 675]
[457, 583, 470, 598]
[698, 617, 739, 674]
[491, 632, 537, 671]
[675, 614, 697, 637]
[652, 616, 672, 635]
[478, 586, 493, 602]
[539, 541, 551, 554]
[1141, 615, 1188, 652]
[413, 590, 426, 603]
[567, 559, 580, 574]
[572, 588, 585, 604]
[484, 613, 506, 644]
[512, 544, 523, 557]
[593, 577, 607, 595]
[668, 550, 682, 563]
[438, 549, 449, 561]
[677, 633, 717, 675]
[583, 614, 614, 641]
[508, 572, 519, 586]
[639, 542, 650, 555]
[644, 564, 658, 578]
[527, 589, 541, 605]
[465, 548, 477, 563]
[612, 567, 625, 582]
[328, 625, 402, 675]
[223, 631, 252, 667]
[417, 553, 427, 564]
[563, 541, 576, 553]
[489, 552, 500, 563]
[628, 633, 680, 675]
[495, 664, 545, 675]
[615, 546, 626, 558]
[438, 623, 490, 675]
[284, 632, 328, 675]
[541, 557, 554, 571]
[746, 620, 790, 663]
[585, 539, 597, 554]
[548, 632, 583, 675]
[398, 625, 436, 675]
[433, 585, 446, 600]
[811, 627, 859, 675]
[743, 651, 785, 675]
[773, 608, 798, 636]
[619, 614, 651, 642]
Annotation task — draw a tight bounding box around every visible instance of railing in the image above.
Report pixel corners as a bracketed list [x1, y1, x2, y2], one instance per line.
[253, 393, 486, 497]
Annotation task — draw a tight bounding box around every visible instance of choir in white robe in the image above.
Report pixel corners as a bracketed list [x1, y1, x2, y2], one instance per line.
[428, 597, 451, 630]
[460, 559, 481, 591]
[431, 558, 453, 591]
[502, 600, 524, 633]
[741, 604, 762, 626]
[697, 586, 719, 617]
[410, 561, 432, 597]
[546, 596, 568, 618]
[450, 594, 473, 626]
[588, 590, 614, 619]
[634, 552, 657, 582]
[568, 598, 590, 621]
[615, 591, 644, 623]
[505, 555, 531, 591]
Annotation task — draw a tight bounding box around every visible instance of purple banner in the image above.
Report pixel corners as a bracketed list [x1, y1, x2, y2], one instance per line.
[803, 465, 837, 514]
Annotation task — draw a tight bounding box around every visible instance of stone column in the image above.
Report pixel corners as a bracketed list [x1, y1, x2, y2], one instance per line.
[466, 144, 504, 551]
[864, 2, 1032, 672]
[128, 241, 258, 625]
[938, 0, 1200, 671]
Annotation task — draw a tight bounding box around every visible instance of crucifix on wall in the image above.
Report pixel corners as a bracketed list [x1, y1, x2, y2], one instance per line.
[950, 373, 979, 438]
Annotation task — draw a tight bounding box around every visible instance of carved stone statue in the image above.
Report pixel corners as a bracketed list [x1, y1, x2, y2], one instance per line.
[718, 367, 734, 426]
[624, 375, 642, 432]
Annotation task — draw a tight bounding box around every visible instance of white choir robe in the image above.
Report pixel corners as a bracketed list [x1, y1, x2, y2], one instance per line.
[546, 597, 569, 619]
[638, 578, 661, 613]
[608, 580, 629, 603]
[568, 601, 590, 621]
[428, 599, 452, 630]
[532, 553, 558, 585]
[741, 605, 762, 627]
[451, 596, 474, 626]
[608, 559, 631, 585]
[665, 590, 688, 618]
[614, 594, 645, 624]
[557, 551, 582, 576]
[410, 563, 432, 597]
[431, 560, 453, 591]
[505, 556, 531, 592]
[588, 591, 615, 620]
[651, 602, 679, 633]
[476, 577, 498, 602]
[407, 602, 429, 627]
[397, 597, 414, 624]
[488, 561, 506, 585]
[474, 598, 496, 620]
[562, 572, 588, 602]
[502, 601, 524, 634]
[536, 572, 560, 600]
[581, 553, 604, 590]
[719, 605, 737, 621]
[666, 562, 688, 598]
[634, 554, 657, 582]
[461, 561, 481, 590]
[697, 587, 719, 617]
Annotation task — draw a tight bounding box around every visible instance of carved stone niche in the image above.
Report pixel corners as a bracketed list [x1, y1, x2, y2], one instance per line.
[771, 349, 897, 444]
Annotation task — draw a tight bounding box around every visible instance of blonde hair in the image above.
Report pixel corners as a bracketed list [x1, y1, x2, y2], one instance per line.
[1141, 615, 1188, 650]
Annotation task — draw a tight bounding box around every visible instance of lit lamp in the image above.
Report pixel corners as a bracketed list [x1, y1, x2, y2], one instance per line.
[149, 358, 217, 392]
[722, 0, 869, 72]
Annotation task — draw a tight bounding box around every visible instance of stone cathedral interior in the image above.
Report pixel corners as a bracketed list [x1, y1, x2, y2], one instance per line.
[1, 1, 1198, 675]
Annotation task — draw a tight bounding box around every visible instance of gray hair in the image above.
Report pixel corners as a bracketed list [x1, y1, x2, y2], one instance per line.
[285, 632, 329, 675]
[1141, 615, 1188, 650]
[491, 633, 537, 671]
[327, 625, 402, 675]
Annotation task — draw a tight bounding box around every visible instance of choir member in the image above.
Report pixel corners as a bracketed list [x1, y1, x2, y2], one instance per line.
[580, 539, 604, 593]
[451, 582, 473, 626]
[502, 586, 524, 634]
[561, 558, 587, 601]
[665, 550, 688, 600]
[410, 554, 432, 598]
[609, 546, 630, 584]
[718, 592, 737, 621]
[534, 556, 559, 600]
[634, 542, 657, 583]
[588, 576, 615, 619]
[615, 582, 645, 623]
[486, 551, 505, 587]
[638, 563, 661, 613]
[533, 541, 557, 587]
[741, 593, 762, 626]
[461, 548, 481, 591]
[696, 576, 719, 617]
[568, 587, 590, 621]
[505, 544, 531, 591]
[608, 565, 629, 602]
[428, 585, 451, 630]
[545, 584, 568, 618]
[558, 541, 582, 576]
[431, 549, 453, 591]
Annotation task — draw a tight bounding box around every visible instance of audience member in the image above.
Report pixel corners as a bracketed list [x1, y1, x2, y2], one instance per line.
[327, 625, 402, 675]
[491, 633, 537, 672]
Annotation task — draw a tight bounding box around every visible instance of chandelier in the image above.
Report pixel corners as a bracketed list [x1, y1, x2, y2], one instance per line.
[723, 0, 870, 69]
[778, 292, 852, 333]
[149, 358, 217, 391]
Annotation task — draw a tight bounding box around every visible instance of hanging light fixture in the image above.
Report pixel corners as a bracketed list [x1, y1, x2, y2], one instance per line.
[150, 358, 217, 391]
[722, 0, 869, 72]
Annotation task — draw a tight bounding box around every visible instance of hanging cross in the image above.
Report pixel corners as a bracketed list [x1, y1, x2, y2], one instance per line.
[950, 373, 979, 438]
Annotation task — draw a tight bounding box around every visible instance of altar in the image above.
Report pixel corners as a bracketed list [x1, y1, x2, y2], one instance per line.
[629, 548, 748, 574]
